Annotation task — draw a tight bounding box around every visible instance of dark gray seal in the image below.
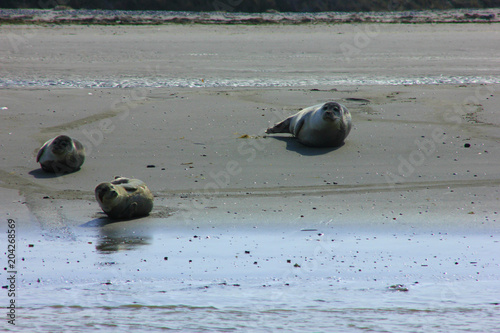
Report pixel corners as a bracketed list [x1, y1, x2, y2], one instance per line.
[36, 135, 85, 173]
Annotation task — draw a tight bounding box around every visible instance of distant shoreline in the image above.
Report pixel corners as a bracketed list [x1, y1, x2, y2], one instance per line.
[0, 8, 498, 25]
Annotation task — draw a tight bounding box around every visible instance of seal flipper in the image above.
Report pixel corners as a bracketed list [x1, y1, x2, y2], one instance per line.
[121, 184, 139, 192]
[112, 177, 129, 184]
[124, 202, 138, 219]
[109, 201, 138, 220]
[266, 116, 293, 134]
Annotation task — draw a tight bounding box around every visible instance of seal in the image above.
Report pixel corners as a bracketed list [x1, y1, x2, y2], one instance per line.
[36, 135, 85, 173]
[95, 177, 154, 220]
[266, 102, 352, 147]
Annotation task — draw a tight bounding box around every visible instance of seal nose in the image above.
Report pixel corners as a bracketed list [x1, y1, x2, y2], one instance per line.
[324, 110, 336, 121]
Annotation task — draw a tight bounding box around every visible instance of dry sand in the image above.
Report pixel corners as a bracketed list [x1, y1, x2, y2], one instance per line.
[0, 22, 499, 331]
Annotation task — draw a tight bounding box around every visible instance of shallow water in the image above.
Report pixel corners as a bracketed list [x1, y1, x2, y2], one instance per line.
[7, 220, 500, 332]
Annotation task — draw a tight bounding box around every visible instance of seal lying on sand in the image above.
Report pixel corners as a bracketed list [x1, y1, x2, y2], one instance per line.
[95, 177, 154, 219]
[36, 135, 85, 173]
[266, 102, 352, 147]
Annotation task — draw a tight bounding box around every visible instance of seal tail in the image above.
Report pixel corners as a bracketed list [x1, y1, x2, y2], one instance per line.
[265, 117, 292, 134]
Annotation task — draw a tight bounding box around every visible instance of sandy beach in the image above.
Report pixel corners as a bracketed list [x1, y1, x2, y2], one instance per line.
[1, 22, 499, 331]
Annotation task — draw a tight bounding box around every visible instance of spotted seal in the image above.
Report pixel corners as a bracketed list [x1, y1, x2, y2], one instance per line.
[266, 102, 352, 147]
[95, 177, 154, 219]
[36, 135, 85, 173]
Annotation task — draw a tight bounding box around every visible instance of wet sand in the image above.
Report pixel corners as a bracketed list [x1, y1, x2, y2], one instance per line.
[2, 85, 499, 233]
[1, 23, 499, 331]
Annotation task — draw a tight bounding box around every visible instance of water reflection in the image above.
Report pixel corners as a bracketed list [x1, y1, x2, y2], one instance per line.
[95, 235, 150, 253]
[80, 216, 152, 253]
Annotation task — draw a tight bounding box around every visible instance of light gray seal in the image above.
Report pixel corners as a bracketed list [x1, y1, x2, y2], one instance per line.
[266, 101, 352, 147]
[95, 177, 154, 220]
[36, 135, 85, 173]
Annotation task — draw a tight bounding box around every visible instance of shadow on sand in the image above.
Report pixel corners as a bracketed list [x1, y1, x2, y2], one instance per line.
[28, 167, 81, 179]
[80, 213, 151, 228]
[267, 135, 344, 156]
